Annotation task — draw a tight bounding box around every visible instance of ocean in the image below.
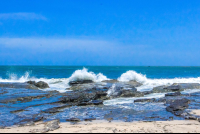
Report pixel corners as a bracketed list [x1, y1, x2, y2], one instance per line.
[1, 66, 200, 93]
[1, 66, 200, 126]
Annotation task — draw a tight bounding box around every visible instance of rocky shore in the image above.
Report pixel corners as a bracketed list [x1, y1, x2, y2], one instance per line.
[1, 79, 200, 130]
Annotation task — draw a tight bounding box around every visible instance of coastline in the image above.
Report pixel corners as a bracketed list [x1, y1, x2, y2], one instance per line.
[1, 119, 200, 133]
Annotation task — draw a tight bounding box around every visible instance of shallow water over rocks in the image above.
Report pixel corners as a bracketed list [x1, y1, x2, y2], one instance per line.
[1, 81, 200, 127]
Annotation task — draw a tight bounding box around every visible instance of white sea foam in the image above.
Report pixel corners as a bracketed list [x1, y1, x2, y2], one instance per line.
[107, 84, 116, 97]
[118, 70, 147, 83]
[0, 68, 109, 93]
[68, 68, 108, 83]
[1, 69, 200, 95]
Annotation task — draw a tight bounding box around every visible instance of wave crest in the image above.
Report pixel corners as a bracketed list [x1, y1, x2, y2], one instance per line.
[68, 68, 108, 82]
[118, 70, 147, 83]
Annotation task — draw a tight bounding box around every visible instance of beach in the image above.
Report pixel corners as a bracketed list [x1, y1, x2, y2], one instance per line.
[1, 119, 200, 133]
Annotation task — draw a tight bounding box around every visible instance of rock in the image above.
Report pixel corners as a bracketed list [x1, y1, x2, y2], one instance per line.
[44, 120, 60, 131]
[153, 83, 200, 94]
[164, 85, 182, 91]
[0, 82, 38, 90]
[165, 92, 181, 97]
[152, 85, 169, 93]
[134, 98, 155, 103]
[173, 83, 200, 89]
[66, 118, 81, 122]
[0, 126, 5, 129]
[84, 118, 96, 121]
[68, 83, 96, 91]
[143, 91, 153, 95]
[27, 81, 36, 85]
[185, 116, 197, 120]
[107, 83, 141, 98]
[102, 79, 119, 83]
[78, 100, 103, 106]
[35, 81, 50, 89]
[69, 80, 93, 86]
[43, 108, 61, 114]
[126, 80, 143, 87]
[31, 120, 60, 133]
[166, 98, 190, 116]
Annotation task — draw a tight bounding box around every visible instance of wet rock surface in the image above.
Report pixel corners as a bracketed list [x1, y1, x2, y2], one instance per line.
[165, 92, 181, 97]
[69, 80, 93, 86]
[1, 82, 200, 127]
[27, 81, 50, 89]
[166, 98, 190, 116]
[153, 83, 200, 93]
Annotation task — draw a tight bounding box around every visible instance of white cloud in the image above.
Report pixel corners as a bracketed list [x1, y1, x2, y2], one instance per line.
[0, 13, 47, 21]
[0, 37, 116, 52]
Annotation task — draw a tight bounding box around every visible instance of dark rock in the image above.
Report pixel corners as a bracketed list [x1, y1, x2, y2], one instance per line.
[35, 81, 50, 89]
[120, 88, 138, 97]
[0, 82, 38, 89]
[134, 98, 155, 103]
[69, 80, 93, 86]
[78, 100, 103, 106]
[166, 98, 190, 116]
[84, 118, 96, 121]
[164, 85, 182, 91]
[27, 81, 36, 85]
[185, 116, 197, 120]
[66, 118, 81, 122]
[108, 84, 141, 98]
[165, 92, 181, 97]
[143, 91, 153, 95]
[169, 116, 173, 120]
[43, 108, 61, 114]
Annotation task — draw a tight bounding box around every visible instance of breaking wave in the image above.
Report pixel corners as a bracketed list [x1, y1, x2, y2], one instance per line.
[68, 68, 108, 83]
[118, 70, 147, 83]
[1, 68, 200, 93]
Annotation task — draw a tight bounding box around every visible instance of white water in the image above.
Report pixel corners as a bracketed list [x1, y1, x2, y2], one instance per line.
[1, 68, 200, 95]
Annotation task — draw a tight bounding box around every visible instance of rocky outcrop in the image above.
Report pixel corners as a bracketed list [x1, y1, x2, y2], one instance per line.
[102, 79, 119, 83]
[0, 82, 39, 89]
[153, 83, 200, 93]
[27, 81, 50, 89]
[166, 98, 190, 116]
[35, 81, 50, 89]
[165, 92, 181, 97]
[126, 80, 143, 87]
[69, 80, 93, 86]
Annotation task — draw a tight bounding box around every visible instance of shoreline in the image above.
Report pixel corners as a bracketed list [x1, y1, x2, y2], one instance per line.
[1, 119, 200, 133]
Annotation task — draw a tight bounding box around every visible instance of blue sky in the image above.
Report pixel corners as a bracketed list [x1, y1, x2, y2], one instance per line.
[0, 0, 200, 66]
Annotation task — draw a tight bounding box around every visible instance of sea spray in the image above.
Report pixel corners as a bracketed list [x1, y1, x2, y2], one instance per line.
[1, 68, 200, 94]
[107, 84, 116, 97]
[118, 70, 147, 83]
[68, 68, 108, 83]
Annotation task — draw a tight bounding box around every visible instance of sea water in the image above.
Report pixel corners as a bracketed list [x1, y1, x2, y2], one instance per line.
[1, 66, 200, 92]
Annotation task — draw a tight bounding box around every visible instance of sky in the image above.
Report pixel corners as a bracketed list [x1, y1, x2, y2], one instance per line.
[0, 0, 200, 66]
